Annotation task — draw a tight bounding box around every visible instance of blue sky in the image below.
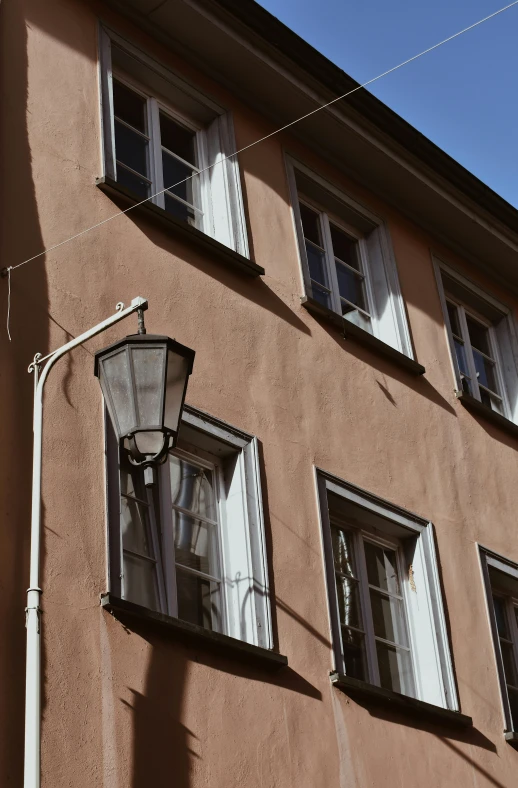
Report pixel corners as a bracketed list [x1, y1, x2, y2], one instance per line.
[256, 0, 518, 207]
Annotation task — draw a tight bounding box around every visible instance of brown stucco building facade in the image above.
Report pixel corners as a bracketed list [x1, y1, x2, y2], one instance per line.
[2, 1, 518, 786]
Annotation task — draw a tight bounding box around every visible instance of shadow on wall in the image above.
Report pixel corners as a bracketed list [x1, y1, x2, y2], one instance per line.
[121, 611, 324, 788]
[0, 0, 49, 785]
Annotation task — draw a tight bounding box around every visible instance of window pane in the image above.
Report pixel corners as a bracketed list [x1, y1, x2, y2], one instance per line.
[376, 642, 413, 695]
[159, 113, 196, 164]
[461, 376, 473, 396]
[176, 568, 219, 631]
[364, 542, 399, 594]
[493, 596, 509, 638]
[173, 514, 217, 576]
[165, 194, 194, 223]
[113, 80, 146, 133]
[466, 316, 491, 355]
[370, 590, 407, 646]
[330, 225, 360, 271]
[341, 627, 366, 680]
[473, 350, 497, 393]
[305, 241, 327, 287]
[299, 203, 321, 247]
[116, 165, 150, 199]
[162, 151, 195, 206]
[121, 496, 153, 556]
[123, 553, 159, 611]
[336, 576, 362, 630]
[446, 301, 461, 336]
[332, 527, 356, 576]
[501, 642, 518, 687]
[169, 456, 216, 521]
[310, 281, 332, 310]
[509, 687, 518, 732]
[453, 339, 469, 377]
[115, 120, 149, 176]
[335, 262, 366, 312]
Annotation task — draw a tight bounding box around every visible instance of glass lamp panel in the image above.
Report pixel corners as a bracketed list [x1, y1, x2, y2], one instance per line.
[169, 456, 216, 521]
[163, 351, 190, 436]
[130, 345, 166, 428]
[99, 348, 137, 438]
[133, 431, 166, 457]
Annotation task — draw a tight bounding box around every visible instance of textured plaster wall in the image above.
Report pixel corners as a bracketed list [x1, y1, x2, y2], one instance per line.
[1, 0, 518, 786]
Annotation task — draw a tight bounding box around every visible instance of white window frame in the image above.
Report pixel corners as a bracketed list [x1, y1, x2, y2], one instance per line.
[479, 547, 518, 734]
[434, 256, 518, 424]
[316, 469, 459, 710]
[286, 156, 414, 358]
[98, 25, 249, 256]
[106, 406, 272, 649]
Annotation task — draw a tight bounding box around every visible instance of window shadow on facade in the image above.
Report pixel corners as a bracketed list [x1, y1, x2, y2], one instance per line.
[0, 1, 49, 784]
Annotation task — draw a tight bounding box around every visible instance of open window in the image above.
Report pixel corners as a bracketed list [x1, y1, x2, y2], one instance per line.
[435, 258, 518, 424]
[286, 157, 414, 358]
[479, 548, 518, 743]
[99, 26, 249, 256]
[106, 406, 272, 649]
[317, 470, 459, 710]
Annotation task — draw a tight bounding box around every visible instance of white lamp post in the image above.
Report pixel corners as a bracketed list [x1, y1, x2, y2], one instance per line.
[24, 297, 195, 788]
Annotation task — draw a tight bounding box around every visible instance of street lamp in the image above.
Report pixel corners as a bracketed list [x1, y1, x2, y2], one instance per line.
[23, 297, 195, 788]
[94, 333, 195, 465]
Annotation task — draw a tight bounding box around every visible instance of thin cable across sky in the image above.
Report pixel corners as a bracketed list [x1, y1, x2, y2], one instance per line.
[5, 0, 518, 278]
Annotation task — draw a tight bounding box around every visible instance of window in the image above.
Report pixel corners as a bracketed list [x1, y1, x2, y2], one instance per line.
[317, 471, 459, 709]
[99, 27, 248, 256]
[480, 549, 518, 735]
[286, 158, 413, 357]
[106, 406, 272, 649]
[435, 259, 518, 423]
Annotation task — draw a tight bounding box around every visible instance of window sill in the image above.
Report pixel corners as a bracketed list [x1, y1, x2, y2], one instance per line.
[505, 731, 518, 749]
[331, 672, 473, 729]
[96, 176, 265, 278]
[101, 593, 288, 670]
[455, 390, 518, 438]
[301, 296, 425, 376]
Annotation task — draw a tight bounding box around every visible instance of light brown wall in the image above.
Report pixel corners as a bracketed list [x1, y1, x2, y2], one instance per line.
[1, 1, 518, 786]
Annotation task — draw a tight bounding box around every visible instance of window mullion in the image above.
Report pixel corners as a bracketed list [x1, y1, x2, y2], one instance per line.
[148, 97, 164, 209]
[321, 212, 342, 316]
[458, 305, 481, 400]
[355, 532, 380, 686]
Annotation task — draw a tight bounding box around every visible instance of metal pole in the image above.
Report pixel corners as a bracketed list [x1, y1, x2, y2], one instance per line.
[23, 297, 148, 788]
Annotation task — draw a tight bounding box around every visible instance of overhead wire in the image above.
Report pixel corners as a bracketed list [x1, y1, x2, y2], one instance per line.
[3, 0, 518, 339]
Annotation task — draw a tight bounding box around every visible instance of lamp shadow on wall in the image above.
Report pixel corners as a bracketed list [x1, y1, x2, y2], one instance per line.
[122, 611, 323, 788]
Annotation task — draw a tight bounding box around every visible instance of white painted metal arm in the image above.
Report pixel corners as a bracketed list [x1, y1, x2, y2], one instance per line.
[24, 296, 148, 788]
